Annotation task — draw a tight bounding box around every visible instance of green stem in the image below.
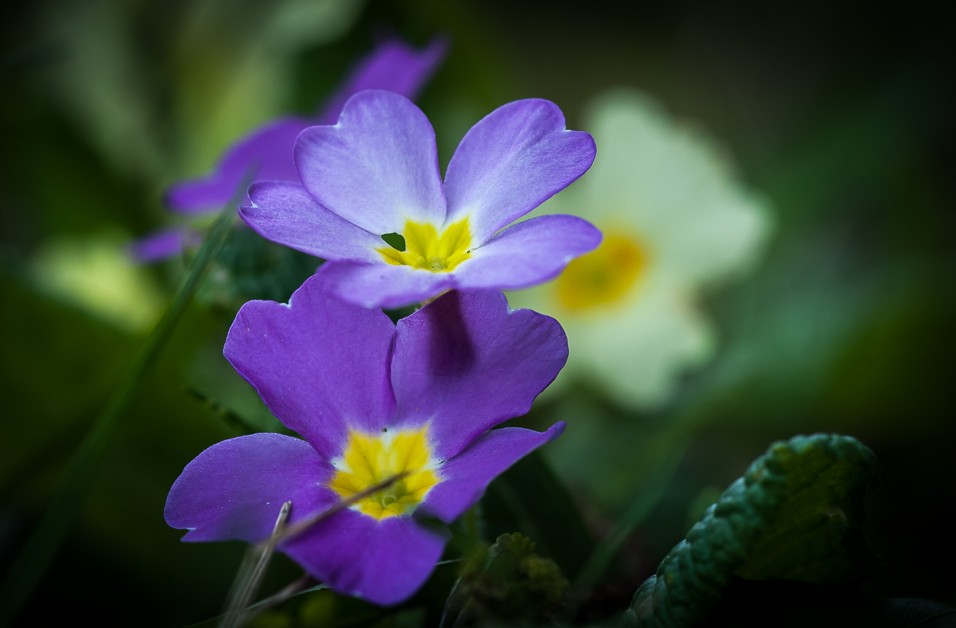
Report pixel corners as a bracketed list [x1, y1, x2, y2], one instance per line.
[566, 412, 703, 615]
[0, 204, 237, 624]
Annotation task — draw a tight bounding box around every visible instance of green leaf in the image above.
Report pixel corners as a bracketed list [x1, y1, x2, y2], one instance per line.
[381, 232, 407, 252]
[624, 433, 878, 627]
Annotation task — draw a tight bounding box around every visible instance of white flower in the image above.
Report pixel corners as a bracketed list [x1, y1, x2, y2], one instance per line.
[510, 89, 773, 410]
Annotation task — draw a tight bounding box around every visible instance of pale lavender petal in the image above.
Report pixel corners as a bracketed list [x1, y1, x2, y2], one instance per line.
[317, 37, 447, 124]
[423, 424, 565, 522]
[392, 290, 568, 460]
[455, 214, 602, 289]
[319, 260, 460, 309]
[165, 433, 336, 543]
[127, 227, 199, 262]
[240, 181, 382, 261]
[224, 271, 397, 458]
[295, 90, 446, 234]
[443, 99, 596, 242]
[283, 509, 446, 606]
[165, 117, 309, 214]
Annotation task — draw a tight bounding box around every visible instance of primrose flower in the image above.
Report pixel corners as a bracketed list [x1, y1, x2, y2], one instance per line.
[164, 268, 568, 605]
[131, 37, 445, 261]
[511, 89, 772, 409]
[239, 89, 601, 309]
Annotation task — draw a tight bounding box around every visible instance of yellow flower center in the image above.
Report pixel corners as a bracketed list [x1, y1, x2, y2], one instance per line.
[377, 219, 472, 272]
[327, 425, 439, 520]
[555, 231, 649, 312]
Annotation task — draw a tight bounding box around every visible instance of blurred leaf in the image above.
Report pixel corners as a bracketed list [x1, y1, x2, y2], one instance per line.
[694, 578, 956, 628]
[482, 451, 595, 580]
[195, 226, 320, 311]
[0, 203, 237, 624]
[30, 231, 166, 333]
[441, 532, 568, 627]
[624, 433, 878, 627]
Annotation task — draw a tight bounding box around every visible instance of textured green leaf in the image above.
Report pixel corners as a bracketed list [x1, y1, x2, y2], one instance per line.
[624, 433, 878, 627]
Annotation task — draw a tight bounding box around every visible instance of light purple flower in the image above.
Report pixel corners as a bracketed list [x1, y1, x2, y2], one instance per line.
[164, 267, 568, 605]
[240, 90, 601, 309]
[134, 38, 445, 261]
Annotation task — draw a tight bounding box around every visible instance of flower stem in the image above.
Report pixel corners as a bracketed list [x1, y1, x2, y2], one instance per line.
[565, 413, 703, 619]
[0, 202, 238, 624]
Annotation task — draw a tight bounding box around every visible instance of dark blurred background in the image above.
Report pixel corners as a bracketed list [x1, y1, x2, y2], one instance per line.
[1, 1, 953, 625]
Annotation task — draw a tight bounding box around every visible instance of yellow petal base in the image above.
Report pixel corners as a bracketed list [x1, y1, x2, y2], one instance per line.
[328, 425, 439, 520]
[377, 219, 472, 272]
[555, 231, 649, 312]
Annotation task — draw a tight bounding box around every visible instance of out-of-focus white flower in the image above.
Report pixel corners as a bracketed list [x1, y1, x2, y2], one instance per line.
[511, 89, 773, 410]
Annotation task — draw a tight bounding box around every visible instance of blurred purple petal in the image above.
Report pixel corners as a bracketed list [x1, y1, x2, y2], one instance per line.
[392, 290, 568, 459]
[295, 90, 446, 234]
[127, 227, 198, 262]
[283, 508, 447, 606]
[241, 181, 382, 261]
[317, 37, 447, 124]
[165, 433, 336, 542]
[166, 118, 309, 214]
[223, 272, 397, 458]
[165, 38, 447, 214]
[443, 99, 596, 242]
[422, 424, 565, 522]
[457, 214, 602, 289]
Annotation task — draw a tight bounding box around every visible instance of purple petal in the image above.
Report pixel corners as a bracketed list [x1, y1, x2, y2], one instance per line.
[456, 214, 602, 289]
[282, 509, 446, 606]
[318, 260, 460, 309]
[223, 271, 397, 458]
[295, 90, 446, 235]
[165, 433, 336, 543]
[391, 290, 568, 460]
[317, 37, 447, 124]
[443, 99, 596, 243]
[423, 424, 565, 522]
[127, 227, 198, 262]
[166, 117, 310, 214]
[165, 38, 446, 215]
[240, 181, 382, 261]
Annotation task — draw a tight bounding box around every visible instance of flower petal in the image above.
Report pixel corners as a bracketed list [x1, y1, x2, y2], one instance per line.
[317, 37, 447, 124]
[456, 214, 602, 290]
[166, 117, 309, 214]
[165, 38, 446, 215]
[127, 227, 199, 262]
[240, 181, 383, 261]
[318, 260, 460, 309]
[561, 275, 714, 408]
[223, 270, 397, 458]
[391, 290, 568, 460]
[282, 509, 447, 606]
[572, 89, 773, 284]
[295, 90, 446, 235]
[165, 433, 335, 543]
[422, 424, 565, 523]
[443, 99, 596, 243]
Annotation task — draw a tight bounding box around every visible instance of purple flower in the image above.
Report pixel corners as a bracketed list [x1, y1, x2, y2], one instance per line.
[240, 90, 601, 309]
[164, 267, 568, 605]
[133, 38, 445, 261]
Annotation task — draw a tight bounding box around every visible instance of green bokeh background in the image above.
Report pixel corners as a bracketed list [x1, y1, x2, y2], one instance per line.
[1, 1, 953, 625]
